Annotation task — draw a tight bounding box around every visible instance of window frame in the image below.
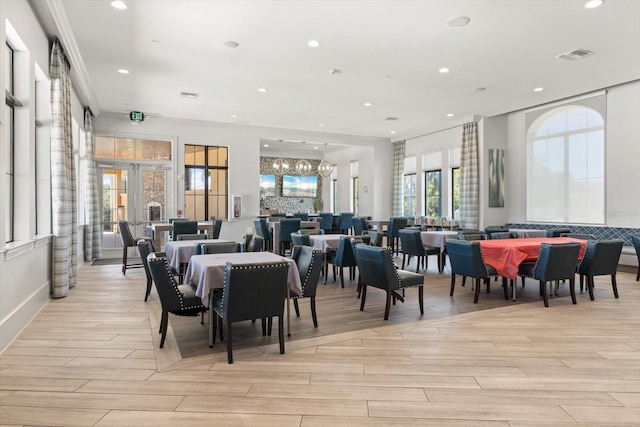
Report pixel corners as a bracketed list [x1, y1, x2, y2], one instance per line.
[184, 144, 229, 221]
[424, 169, 442, 218]
[403, 172, 416, 217]
[4, 43, 17, 243]
[451, 167, 460, 220]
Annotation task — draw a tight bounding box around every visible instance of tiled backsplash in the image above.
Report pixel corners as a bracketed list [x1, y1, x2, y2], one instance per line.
[506, 223, 640, 246]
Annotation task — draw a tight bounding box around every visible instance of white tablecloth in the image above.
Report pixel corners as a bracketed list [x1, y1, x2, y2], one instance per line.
[163, 239, 229, 269]
[310, 234, 348, 251]
[420, 231, 458, 251]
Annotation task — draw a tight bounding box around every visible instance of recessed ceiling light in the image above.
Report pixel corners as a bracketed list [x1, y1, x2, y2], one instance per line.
[230, 114, 238, 118]
[363, 102, 372, 107]
[111, 1, 127, 10]
[314, 146, 319, 149]
[446, 113, 454, 117]
[585, 0, 604, 8]
[318, 124, 325, 127]
[117, 69, 130, 74]
[258, 88, 268, 93]
[534, 87, 544, 92]
[445, 16, 471, 28]
[224, 41, 239, 48]
[328, 69, 340, 75]
[390, 131, 397, 134]
[439, 67, 450, 73]
[263, 144, 269, 147]
[308, 40, 320, 47]
[476, 87, 486, 91]
[151, 39, 160, 44]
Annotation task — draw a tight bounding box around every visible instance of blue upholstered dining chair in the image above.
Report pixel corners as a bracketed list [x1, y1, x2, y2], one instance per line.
[211, 218, 223, 239]
[292, 213, 309, 221]
[326, 236, 359, 288]
[247, 235, 264, 252]
[387, 217, 408, 256]
[518, 242, 581, 307]
[446, 239, 506, 303]
[210, 261, 290, 363]
[337, 212, 354, 235]
[117, 220, 147, 275]
[398, 229, 441, 273]
[278, 218, 301, 255]
[577, 239, 624, 300]
[290, 245, 324, 327]
[351, 217, 368, 236]
[317, 213, 334, 234]
[354, 244, 424, 320]
[633, 235, 640, 282]
[195, 241, 242, 255]
[290, 233, 311, 247]
[171, 220, 198, 241]
[253, 218, 272, 251]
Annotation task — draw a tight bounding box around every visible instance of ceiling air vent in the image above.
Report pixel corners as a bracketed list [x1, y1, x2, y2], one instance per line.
[556, 49, 593, 61]
[179, 91, 199, 99]
[384, 117, 399, 121]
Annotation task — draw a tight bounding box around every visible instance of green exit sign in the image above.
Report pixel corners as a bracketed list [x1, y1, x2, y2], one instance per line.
[129, 111, 144, 122]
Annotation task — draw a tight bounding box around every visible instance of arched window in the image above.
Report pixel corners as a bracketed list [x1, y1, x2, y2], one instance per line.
[526, 100, 605, 224]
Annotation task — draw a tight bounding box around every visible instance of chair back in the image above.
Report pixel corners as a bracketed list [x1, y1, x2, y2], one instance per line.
[248, 235, 264, 252]
[354, 245, 401, 292]
[577, 240, 623, 276]
[137, 239, 155, 283]
[220, 262, 290, 322]
[177, 234, 208, 241]
[633, 235, 640, 259]
[352, 217, 368, 235]
[487, 231, 512, 240]
[298, 228, 324, 235]
[388, 217, 408, 238]
[334, 236, 359, 267]
[196, 242, 242, 255]
[118, 221, 137, 247]
[279, 218, 301, 243]
[446, 239, 492, 279]
[484, 225, 509, 236]
[368, 231, 384, 247]
[292, 213, 309, 221]
[291, 245, 324, 298]
[212, 219, 223, 239]
[532, 243, 581, 281]
[398, 229, 424, 257]
[547, 228, 572, 237]
[318, 213, 334, 232]
[171, 220, 198, 240]
[291, 232, 311, 246]
[338, 212, 354, 232]
[457, 232, 485, 241]
[560, 233, 596, 240]
[269, 213, 287, 218]
[253, 218, 271, 240]
[168, 218, 189, 223]
[147, 255, 192, 312]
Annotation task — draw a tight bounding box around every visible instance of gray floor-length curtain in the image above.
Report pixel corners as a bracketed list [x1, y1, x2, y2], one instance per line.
[50, 38, 77, 297]
[392, 140, 405, 217]
[460, 122, 479, 230]
[84, 108, 102, 261]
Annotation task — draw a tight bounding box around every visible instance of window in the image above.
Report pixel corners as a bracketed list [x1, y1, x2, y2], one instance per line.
[452, 167, 460, 219]
[350, 161, 359, 215]
[403, 174, 416, 216]
[424, 170, 442, 217]
[526, 99, 605, 224]
[4, 43, 18, 243]
[331, 179, 338, 214]
[184, 144, 228, 220]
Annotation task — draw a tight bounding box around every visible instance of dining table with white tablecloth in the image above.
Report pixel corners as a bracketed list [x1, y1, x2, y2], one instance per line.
[163, 239, 229, 269]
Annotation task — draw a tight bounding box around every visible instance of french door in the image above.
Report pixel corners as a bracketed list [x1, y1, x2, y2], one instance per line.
[99, 163, 169, 257]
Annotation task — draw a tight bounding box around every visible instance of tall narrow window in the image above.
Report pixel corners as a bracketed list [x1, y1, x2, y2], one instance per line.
[331, 179, 338, 214]
[4, 43, 19, 243]
[350, 161, 359, 215]
[424, 170, 442, 217]
[403, 156, 416, 217]
[184, 144, 228, 220]
[452, 167, 460, 219]
[526, 98, 605, 224]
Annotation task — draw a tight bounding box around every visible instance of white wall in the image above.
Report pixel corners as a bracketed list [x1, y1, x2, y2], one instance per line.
[503, 81, 640, 227]
[94, 113, 390, 239]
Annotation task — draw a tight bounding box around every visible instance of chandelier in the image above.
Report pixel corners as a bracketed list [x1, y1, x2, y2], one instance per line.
[317, 143, 333, 177]
[294, 159, 312, 175]
[272, 158, 289, 175]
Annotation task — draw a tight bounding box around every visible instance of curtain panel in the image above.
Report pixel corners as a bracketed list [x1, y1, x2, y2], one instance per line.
[460, 122, 479, 229]
[84, 109, 102, 261]
[50, 38, 77, 298]
[392, 141, 405, 217]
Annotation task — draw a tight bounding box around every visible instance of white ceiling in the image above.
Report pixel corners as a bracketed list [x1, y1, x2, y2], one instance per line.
[35, 0, 640, 142]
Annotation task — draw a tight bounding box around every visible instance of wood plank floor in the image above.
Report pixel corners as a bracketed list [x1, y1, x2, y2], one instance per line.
[1, 256, 640, 426]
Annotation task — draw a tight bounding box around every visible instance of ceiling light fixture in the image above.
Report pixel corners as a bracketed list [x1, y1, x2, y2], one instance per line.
[445, 16, 471, 28]
[364, 102, 372, 107]
[258, 88, 268, 93]
[263, 144, 269, 147]
[117, 69, 130, 74]
[439, 67, 450, 73]
[308, 40, 320, 47]
[317, 143, 333, 177]
[328, 69, 340, 75]
[446, 113, 454, 117]
[230, 114, 238, 118]
[534, 87, 544, 92]
[272, 158, 290, 176]
[318, 124, 325, 127]
[111, 1, 128, 10]
[585, 0, 604, 8]
[294, 158, 313, 175]
[390, 131, 397, 134]
[224, 41, 239, 48]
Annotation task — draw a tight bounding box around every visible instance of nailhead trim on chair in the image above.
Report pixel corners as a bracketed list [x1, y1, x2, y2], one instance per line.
[149, 255, 203, 310]
[297, 249, 323, 297]
[520, 242, 579, 279]
[472, 241, 494, 277]
[357, 245, 423, 290]
[220, 262, 290, 306]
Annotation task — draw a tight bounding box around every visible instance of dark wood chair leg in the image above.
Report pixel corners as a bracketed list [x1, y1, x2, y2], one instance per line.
[360, 284, 367, 311]
[218, 316, 224, 341]
[569, 277, 577, 304]
[210, 313, 217, 347]
[611, 274, 619, 298]
[541, 280, 549, 307]
[384, 291, 393, 320]
[474, 278, 481, 303]
[449, 274, 456, 296]
[293, 298, 300, 317]
[261, 317, 267, 336]
[122, 246, 128, 275]
[144, 278, 152, 302]
[226, 322, 233, 364]
[159, 311, 168, 348]
[418, 286, 424, 314]
[310, 297, 318, 327]
[278, 315, 285, 354]
[502, 277, 509, 300]
[588, 276, 595, 300]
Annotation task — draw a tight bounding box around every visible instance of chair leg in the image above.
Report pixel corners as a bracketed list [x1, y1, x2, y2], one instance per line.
[278, 315, 285, 355]
[587, 276, 595, 301]
[218, 316, 224, 341]
[268, 317, 273, 336]
[580, 274, 585, 292]
[449, 274, 456, 297]
[310, 297, 318, 327]
[611, 274, 619, 298]
[569, 277, 577, 304]
[159, 310, 167, 334]
[340, 268, 344, 288]
[384, 291, 393, 320]
[502, 277, 509, 300]
[360, 284, 367, 311]
[261, 317, 267, 336]
[144, 278, 152, 302]
[159, 311, 168, 348]
[461, 276, 466, 287]
[122, 246, 128, 275]
[474, 278, 481, 303]
[293, 298, 300, 317]
[401, 254, 406, 269]
[418, 286, 424, 314]
[210, 313, 218, 348]
[226, 322, 233, 364]
[540, 281, 549, 307]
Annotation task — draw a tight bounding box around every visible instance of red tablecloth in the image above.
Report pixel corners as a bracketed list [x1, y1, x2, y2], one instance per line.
[479, 237, 587, 280]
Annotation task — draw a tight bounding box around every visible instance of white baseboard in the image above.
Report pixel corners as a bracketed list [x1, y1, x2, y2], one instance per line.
[0, 281, 50, 353]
